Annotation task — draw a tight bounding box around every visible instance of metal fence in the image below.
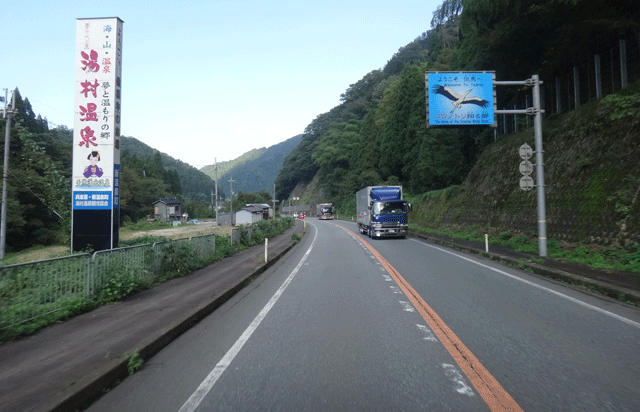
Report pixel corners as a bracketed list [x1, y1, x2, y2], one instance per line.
[0, 233, 218, 330]
[497, 32, 640, 136]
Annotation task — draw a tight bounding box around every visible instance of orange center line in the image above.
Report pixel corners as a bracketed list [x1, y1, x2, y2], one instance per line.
[339, 225, 524, 412]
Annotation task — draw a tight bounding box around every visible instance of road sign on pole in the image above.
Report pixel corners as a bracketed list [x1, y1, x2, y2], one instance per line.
[519, 176, 534, 191]
[519, 160, 534, 175]
[519, 143, 533, 160]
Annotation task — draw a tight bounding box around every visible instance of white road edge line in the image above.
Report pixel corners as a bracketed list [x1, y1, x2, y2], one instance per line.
[410, 238, 640, 329]
[178, 223, 318, 412]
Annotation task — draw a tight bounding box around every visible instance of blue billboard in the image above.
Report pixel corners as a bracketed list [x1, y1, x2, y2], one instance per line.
[427, 72, 495, 126]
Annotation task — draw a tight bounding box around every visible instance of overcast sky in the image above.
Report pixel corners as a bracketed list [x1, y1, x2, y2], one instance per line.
[2, 0, 441, 168]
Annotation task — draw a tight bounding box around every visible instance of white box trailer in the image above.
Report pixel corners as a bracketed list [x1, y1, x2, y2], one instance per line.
[356, 186, 410, 238]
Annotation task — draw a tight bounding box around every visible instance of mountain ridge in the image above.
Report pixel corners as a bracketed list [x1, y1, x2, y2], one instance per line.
[200, 134, 303, 196]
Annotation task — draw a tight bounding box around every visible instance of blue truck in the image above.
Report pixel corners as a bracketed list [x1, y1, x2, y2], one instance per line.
[356, 186, 411, 239]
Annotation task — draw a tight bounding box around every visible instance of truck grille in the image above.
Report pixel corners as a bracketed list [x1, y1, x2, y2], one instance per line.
[380, 216, 407, 225]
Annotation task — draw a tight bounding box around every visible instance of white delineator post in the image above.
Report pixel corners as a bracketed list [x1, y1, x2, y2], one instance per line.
[265, 238, 268, 262]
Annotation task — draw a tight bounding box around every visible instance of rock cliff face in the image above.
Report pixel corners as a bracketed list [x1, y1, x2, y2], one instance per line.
[413, 89, 640, 247]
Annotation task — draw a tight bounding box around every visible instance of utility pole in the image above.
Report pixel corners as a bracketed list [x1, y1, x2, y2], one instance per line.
[214, 158, 218, 234]
[1, 89, 16, 259]
[271, 183, 279, 218]
[228, 177, 235, 226]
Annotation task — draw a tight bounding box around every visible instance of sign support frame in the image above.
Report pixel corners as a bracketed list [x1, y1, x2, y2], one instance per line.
[495, 75, 547, 256]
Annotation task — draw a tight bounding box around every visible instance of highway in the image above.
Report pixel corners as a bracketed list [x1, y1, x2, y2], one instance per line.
[86, 219, 640, 411]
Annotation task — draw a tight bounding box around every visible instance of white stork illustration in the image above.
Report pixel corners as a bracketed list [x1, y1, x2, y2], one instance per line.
[432, 85, 490, 112]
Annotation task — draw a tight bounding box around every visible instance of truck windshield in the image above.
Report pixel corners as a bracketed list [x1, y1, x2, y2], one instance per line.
[372, 201, 406, 215]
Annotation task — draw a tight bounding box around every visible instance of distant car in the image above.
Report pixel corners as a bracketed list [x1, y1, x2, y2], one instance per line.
[188, 219, 199, 224]
[293, 213, 299, 218]
[299, 213, 306, 219]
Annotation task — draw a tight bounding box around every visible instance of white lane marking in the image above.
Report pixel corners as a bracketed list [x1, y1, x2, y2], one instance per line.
[442, 364, 475, 396]
[410, 239, 640, 329]
[178, 225, 318, 412]
[416, 324, 438, 342]
[390, 285, 402, 294]
[399, 301, 416, 312]
[382, 274, 392, 281]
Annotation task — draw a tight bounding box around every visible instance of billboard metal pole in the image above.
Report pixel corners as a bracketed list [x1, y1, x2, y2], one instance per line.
[532, 75, 547, 256]
[427, 73, 547, 257]
[495, 76, 547, 257]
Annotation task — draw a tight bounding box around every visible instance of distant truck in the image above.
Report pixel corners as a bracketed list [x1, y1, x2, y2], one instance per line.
[316, 203, 334, 220]
[356, 186, 411, 238]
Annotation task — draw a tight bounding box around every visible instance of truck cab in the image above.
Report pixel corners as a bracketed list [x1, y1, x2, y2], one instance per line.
[317, 203, 334, 220]
[356, 186, 411, 239]
[366, 199, 410, 238]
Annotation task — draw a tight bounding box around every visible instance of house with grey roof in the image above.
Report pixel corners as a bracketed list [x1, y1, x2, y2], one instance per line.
[153, 197, 182, 223]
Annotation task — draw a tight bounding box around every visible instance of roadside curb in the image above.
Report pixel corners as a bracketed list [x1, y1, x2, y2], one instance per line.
[47, 228, 304, 412]
[408, 230, 640, 307]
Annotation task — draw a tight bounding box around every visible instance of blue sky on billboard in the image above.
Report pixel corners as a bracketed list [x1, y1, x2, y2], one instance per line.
[427, 72, 495, 126]
[2, 0, 442, 167]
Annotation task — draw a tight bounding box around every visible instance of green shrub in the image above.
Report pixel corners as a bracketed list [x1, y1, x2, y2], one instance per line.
[98, 266, 146, 304]
[158, 242, 200, 281]
[126, 350, 144, 375]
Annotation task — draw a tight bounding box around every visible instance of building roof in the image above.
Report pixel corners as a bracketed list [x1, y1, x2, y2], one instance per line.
[240, 205, 264, 213]
[154, 197, 181, 205]
[245, 203, 271, 210]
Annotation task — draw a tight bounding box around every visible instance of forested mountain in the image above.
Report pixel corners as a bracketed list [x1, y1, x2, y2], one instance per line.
[0, 91, 71, 251]
[200, 148, 266, 183]
[2, 0, 638, 253]
[201, 135, 302, 195]
[275, 0, 640, 205]
[0, 97, 223, 252]
[120, 136, 224, 204]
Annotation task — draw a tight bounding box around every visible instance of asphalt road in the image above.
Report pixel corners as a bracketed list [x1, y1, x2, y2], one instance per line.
[86, 219, 640, 412]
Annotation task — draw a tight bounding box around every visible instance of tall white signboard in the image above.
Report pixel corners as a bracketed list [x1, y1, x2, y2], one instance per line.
[72, 17, 123, 251]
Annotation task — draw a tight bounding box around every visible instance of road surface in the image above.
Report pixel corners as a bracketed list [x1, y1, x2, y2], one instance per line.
[86, 219, 640, 411]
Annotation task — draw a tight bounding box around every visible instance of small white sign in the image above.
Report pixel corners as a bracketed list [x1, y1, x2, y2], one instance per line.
[520, 176, 534, 191]
[519, 143, 533, 160]
[519, 160, 534, 175]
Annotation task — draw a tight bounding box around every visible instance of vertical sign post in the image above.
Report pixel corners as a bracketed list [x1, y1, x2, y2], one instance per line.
[426, 72, 547, 257]
[72, 17, 123, 252]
